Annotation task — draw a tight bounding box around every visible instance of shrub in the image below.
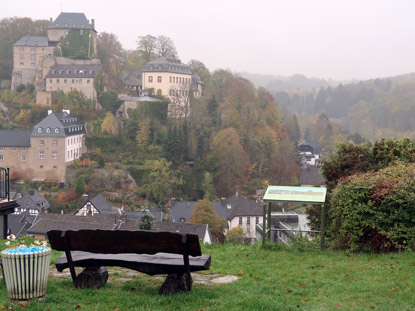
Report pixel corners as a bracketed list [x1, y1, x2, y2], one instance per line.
[329, 162, 415, 252]
[227, 226, 245, 244]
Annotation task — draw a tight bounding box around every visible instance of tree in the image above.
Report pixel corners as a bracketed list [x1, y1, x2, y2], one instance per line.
[201, 171, 215, 200]
[97, 90, 122, 114]
[145, 158, 183, 207]
[156, 35, 177, 59]
[188, 59, 210, 83]
[190, 199, 226, 242]
[136, 118, 151, 152]
[137, 35, 157, 62]
[74, 176, 86, 196]
[209, 128, 249, 196]
[138, 210, 154, 230]
[102, 112, 115, 134]
[97, 32, 123, 70]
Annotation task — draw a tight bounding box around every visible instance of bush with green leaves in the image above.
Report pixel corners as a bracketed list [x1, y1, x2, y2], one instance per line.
[226, 226, 245, 244]
[329, 161, 415, 252]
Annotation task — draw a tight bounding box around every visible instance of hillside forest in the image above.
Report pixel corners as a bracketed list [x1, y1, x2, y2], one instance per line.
[2, 17, 415, 214]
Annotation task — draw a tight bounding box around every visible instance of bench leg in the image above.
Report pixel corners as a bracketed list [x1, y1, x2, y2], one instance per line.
[159, 273, 193, 295]
[74, 266, 109, 289]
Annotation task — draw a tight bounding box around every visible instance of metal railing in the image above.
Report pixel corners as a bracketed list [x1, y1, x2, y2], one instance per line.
[0, 167, 10, 200]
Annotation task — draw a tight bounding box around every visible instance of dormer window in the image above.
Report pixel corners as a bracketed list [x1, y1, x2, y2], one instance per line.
[46, 128, 50, 133]
[55, 128, 59, 133]
[37, 128, 42, 133]
[52, 70, 56, 74]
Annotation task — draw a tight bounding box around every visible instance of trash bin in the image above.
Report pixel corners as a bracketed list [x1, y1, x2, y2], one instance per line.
[1, 246, 51, 299]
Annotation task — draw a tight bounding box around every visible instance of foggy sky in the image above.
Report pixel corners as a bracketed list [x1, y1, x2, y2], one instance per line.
[3, 0, 415, 81]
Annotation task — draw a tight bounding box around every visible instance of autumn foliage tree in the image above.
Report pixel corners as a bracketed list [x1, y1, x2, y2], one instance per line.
[190, 199, 226, 242]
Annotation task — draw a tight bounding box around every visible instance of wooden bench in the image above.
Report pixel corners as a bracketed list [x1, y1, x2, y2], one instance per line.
[47, 229, 211, 294]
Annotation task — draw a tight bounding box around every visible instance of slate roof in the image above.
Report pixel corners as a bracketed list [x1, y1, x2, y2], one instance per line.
[47, 12, 95, 31]
[299, 140, 322, 155]
[31, 111, 85, 137]
[225, 193, 263, 220]
[119, 70, 141, 87]
[13, 36, 49, 47]
[0, 130, 31, 147]
[192, 74, 202, 84]
[27, 213, 120, 235]
[45, 64, 102, 79]
[8, 213, 37, 237]
[16, 190, 51, 211]
[300, 167, 325, 186]
[170, 199, 231, 223]
[143, 57, 192, 74]
[153, 222, 210, 240]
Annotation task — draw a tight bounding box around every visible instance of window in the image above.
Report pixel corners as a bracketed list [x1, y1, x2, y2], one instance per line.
[157, 76, 162, 83]
[0, 147, 4, 151]
[247, 217, 251, 226]
[31, 62, 35, 67]
[37, 128, 42, 133]
[64, 79, 67, 84]
[52, 152, 58, 160]
[21, 155, 26, 161]
[0, 155, 4, 161]
[55, 128, 59, 133]
[20, 62, 24, 66]
[39, 151, 44, 159]
[53, 140, 57, 146]
[180, 218, 185, 223]
[169, 76, 172, 83]
[256, 216, 259, 225]
[57, 79, 60, 83]
[11, 147, 16, 151]
[49, 79, 52, 83]
[72, 79, 75, 84]
[148, 76, 153, 83]
[40, 140, 44, 145]
[19, 47, 24, 51]
[31, 54, 35, 60]
[239, 217, 243, 226]
[21, 147, 26, 151]
[20, 54, 24, 59]
[46, 128, 50, 133]
[87, 79, 90, 84]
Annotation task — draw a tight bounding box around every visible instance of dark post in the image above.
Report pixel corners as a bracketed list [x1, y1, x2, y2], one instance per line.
[320, 204, 326, 250]
[267, 202, 271, 241]
[262, 203, 266, 245]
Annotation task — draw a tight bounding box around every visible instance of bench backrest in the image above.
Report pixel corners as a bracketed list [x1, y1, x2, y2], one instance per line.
[47, 229, 202, 257]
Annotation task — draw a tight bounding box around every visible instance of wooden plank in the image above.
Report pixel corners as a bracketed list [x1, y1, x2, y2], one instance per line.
[47, 229, 202, 257]
[55, 251, 211, 275]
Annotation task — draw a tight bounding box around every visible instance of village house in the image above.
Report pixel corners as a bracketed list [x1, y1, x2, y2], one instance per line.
[141, 57, 202, 116]
[169, 193, 263, 241]
[11, 36, 55, 90]
[7, 190, 50, 237]
[46, 12, 97, 55]
[0, 110, 85, 183]
[45, 63, 102, 100]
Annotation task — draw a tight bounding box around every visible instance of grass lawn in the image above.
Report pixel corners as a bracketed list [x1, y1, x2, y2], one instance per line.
[1, 244, 414, 311]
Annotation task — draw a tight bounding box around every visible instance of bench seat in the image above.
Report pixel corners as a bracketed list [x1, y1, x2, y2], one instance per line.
[56, 251, 211, 275]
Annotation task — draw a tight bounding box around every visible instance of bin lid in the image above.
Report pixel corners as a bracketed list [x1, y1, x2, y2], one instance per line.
[3, 246, 48, 254]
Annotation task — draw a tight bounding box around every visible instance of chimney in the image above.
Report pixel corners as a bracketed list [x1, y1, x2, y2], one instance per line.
[91, 19, 95, 29]
[28, 190, 35, 195]
[48, 110, 53, 115]
[82, 194, 89, 205]
[62, 109, 70, 115]
[50, 18, 52, 22]
[171, 198, 175, 206]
